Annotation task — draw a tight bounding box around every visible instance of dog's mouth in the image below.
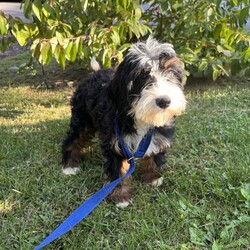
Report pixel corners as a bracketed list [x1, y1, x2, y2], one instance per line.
[129, 101, 185, 127]
[129, 83, 186, 127]
[138, 108, 183, 127]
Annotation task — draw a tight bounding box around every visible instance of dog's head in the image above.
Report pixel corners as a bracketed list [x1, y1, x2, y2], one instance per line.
[110, 37, 186, 127]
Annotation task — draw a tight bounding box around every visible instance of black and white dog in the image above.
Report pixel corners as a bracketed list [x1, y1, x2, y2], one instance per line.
[62, 37, 186, 208]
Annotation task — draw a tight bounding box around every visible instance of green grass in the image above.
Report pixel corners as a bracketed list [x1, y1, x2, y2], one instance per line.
[0, 54, 249, 250]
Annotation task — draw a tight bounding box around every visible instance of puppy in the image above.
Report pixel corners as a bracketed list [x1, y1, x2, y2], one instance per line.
[62, 37, 186, 208]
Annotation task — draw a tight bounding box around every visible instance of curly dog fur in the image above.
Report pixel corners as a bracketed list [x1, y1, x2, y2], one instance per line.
[62, 37, 186, 207]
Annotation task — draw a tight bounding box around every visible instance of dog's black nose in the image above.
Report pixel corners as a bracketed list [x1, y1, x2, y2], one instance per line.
[156, 97, 171, 109]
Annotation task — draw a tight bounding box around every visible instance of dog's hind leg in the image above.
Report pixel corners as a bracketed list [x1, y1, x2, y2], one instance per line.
[62, 112, 95, 175]
[139, 152, 166, 187]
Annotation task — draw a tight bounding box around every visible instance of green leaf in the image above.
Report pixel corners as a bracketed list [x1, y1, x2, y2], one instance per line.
[216, 64, 229, 76]
[55, 31, 64, 45]
[12, 24, 30, 46]
[31, 41, 41, 62]
[65, 41, 73, 60]
[240, 184, 250, 201]
[89, 25, 96, 37]
[70, 43, 78, 62]
[82, 47, 89, 59]
[242, 47, 250, 63]
[111, 27, 120, 45]
[212, 65, 221, 80]
[0, 15, 8, 35]
[216, 45, 232, 57]
[54, 45, 66, 69]
[135, 7, 141, 20]
[214, 0, 222, 7]
[0, 37, 10, 52]
[118, 43, 131, 52]
[122, 0, 128, 9]
[29, 23, 39, 37]
[102, 48, 109, 66]
[225, 28, 235, 45]
[213, 24, 222, 40]
[40, 42, 52, 64]
[42, 3, 54, 19]
[65, 41, 77, 62]
[82, 0, 88, 11]
[77, 37, 83, 57]
[23, 0, 32, 19]
[220, 228, 230, 241]
[32, 0, 43, 21]
[238, 7, 249, 27]
[189, 227, 207, 246]
[74, 37, 81, 54]
[198, 60, 208, 72]
[207, 7, 214, 17]
[232, 0, 238, 6]
[212, 240, 222, 250]
[62, 38, 70, 49]
[50, 37, 58, 52]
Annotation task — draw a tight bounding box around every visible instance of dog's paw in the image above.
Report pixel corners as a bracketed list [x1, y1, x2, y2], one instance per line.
[116, 200, 132, 208]
[62, 167, 80, 175]
[151, 177, 163, 187]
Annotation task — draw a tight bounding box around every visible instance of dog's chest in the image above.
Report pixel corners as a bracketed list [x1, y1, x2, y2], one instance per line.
[123, 130, 171, 157]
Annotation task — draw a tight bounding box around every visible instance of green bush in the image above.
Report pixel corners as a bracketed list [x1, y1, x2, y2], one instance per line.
[0, 0, 249, 80]
[148, 0, 250, 79]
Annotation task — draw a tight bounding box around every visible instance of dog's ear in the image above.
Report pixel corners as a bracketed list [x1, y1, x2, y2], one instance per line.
[108, 59, 132, 109]
[159, 52, 172, 69]
[159, 55, 180, 70]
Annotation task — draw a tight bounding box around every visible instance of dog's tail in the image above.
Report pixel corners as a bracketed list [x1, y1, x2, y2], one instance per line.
[90, 56, 101, 71]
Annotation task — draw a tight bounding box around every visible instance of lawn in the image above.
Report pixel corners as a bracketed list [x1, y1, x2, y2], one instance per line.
[0, 53, 249, 250]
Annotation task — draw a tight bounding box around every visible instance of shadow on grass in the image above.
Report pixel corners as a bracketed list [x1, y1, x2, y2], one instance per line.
[0, 105, 25, 119]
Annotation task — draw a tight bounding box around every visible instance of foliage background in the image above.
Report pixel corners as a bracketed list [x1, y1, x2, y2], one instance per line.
[0, 1, 250, 249]
[0, 0, 250, 80]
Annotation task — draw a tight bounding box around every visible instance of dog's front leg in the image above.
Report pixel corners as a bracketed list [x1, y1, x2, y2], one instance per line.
[103, 151, 133, 208]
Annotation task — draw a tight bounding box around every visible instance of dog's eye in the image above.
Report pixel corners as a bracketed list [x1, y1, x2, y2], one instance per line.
[140, 70, 150, 80]
[168, 68, 183, 83]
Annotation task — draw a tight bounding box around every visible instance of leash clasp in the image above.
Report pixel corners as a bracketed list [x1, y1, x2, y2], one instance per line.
[127, 156, 135, 162]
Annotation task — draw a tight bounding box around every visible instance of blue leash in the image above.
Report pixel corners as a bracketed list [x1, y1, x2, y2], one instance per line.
[35, 120, 153, 250]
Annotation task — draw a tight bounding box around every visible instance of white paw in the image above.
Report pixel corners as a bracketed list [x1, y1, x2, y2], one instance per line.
[62, 167, 80, 175]
[116, 200, 132, 208]
[151, 177, 163, 187]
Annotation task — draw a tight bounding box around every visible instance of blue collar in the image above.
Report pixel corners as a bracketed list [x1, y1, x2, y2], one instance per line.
[114, 115, 153, 160]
